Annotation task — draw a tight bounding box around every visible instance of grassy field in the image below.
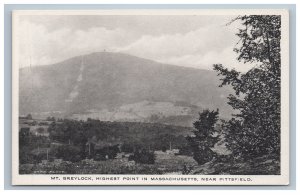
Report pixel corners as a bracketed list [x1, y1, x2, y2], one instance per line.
[20, 153, 280, 175]
[20, 152, 197, 175]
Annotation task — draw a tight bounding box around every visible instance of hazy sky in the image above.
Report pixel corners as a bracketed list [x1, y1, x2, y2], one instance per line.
[18, 15, 254, 71]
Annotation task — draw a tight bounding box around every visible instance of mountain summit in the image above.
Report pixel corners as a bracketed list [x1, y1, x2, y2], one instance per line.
[19, 52, 232, 126]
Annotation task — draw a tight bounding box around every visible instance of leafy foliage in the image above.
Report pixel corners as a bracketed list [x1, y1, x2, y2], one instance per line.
[52, 145, 81, 162]
[48, 119, 191, 153]
[187, 109, 220, 165]
[130, 149, 155, 164]
[94, 145, 120, 160]
[213, 15, 281, 160]
[17, 118, 193, 166]
[19, 131, 51, 164]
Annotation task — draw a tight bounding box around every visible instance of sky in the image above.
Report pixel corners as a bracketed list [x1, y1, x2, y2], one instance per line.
[18, 15, 255, 71]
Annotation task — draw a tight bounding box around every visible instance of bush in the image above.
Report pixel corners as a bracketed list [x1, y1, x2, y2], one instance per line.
[131, 149, 155, 164]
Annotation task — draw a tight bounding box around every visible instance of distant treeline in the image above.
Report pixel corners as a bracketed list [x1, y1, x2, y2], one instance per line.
[19, 118, 194, 164]
[48, 118, 193, 150]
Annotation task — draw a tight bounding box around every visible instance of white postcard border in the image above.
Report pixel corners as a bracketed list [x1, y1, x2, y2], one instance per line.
[12, 9, 290, 186]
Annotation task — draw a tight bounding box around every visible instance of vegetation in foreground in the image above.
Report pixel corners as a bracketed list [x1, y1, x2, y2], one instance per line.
[186, 15, 281, 171]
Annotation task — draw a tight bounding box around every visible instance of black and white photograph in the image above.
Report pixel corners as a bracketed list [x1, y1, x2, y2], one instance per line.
[11, 9, 289, 185]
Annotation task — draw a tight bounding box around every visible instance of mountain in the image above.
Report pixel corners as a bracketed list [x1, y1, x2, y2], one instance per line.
[19, 52, 233, 126]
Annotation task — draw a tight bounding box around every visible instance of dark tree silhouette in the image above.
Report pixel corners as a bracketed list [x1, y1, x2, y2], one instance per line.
[187, 109, 220, 165]
[53, 145, 81, 162]
[213, 15, 281, 160]
[26, 113, 32, 120]
[131, 149, 155, 164]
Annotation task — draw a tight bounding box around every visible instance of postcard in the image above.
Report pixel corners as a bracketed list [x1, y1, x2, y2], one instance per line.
[12, 9, 289, 185]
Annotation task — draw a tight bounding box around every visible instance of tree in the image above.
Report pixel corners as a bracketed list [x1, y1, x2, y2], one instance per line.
[26, 113, 32, 120]
[187, 109, 220, 165]
[53, 145, 81, 162]
[46, 116, 55, 121]
[36, 127, 45, 134]
[131, 149, 155, 164]
[213, 15, 281, 160]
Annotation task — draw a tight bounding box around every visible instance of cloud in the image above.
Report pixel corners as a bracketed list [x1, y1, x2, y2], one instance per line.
[117, 24, 253, 71]
[119, 24, 233, 58]
[18, 17, 253, 72]
[158, 47, 254, 71]
[18, 21, 136, 67]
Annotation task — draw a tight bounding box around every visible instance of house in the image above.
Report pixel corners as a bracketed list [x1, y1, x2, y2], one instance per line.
[50, 142, 63, 148]
[53, 158, 63, 165]
[115, 152, 125, 159]
[166, 149, 180, 155]
[41, 160, 49, 165]
[154, 149, 180, 155]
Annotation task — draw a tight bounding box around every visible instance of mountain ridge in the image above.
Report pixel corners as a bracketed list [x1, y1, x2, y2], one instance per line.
[19, 52, 233, 126]
[20, 52, 212, 72]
